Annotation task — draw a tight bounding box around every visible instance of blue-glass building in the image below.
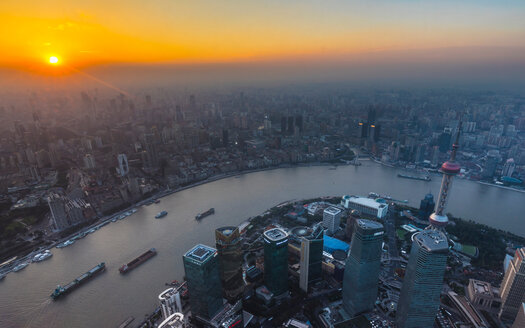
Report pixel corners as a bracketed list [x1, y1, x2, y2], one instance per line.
[183, 244, 224, 320]
[264, 228, 289, 296]
[299, 224, 324, 292]
[342, 219, 384, 317]
[396, 230, 448, 328]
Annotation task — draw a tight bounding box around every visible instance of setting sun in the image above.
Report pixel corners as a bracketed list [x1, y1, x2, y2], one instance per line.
[49, 56, 59, 64]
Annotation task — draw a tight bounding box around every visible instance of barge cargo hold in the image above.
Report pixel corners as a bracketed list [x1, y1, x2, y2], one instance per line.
[51, 263, 106, 300]
[119, 248, 157, 274]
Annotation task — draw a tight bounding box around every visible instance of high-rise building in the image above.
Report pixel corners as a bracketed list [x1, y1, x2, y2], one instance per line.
[142, 133, 159, 168]
[482, 150, 500, 179]
[502, 158, 516, 177]
[429, 121, 462, 230]
[159, 288, 183, 320]
[396, 230, 448, 328]
[158, 313, 186, 328]
[418, 193, 435, 220]
[117, 154, 129, 177]
[83, 154, 96, 169]
[323, 206, 342, 235]
[215, 226, 244, 301]
[47, 193, 69, 231]
[512, 303, 525, 328]
[299, 224, 324, 292]
[342, 219, 384, 317]
[263, 228, 289, 296]
[183, 244, 223, 321]
[499, 248, 525, 323]
[345, 210, 360, 240]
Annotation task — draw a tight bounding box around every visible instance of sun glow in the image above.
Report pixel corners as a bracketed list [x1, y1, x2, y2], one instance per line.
[49, 56, 59, 64]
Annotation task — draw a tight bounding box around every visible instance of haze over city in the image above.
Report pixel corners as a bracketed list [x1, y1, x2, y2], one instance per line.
[1, 1, 524, 328]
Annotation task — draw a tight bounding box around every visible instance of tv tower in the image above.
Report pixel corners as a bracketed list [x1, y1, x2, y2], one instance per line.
[428, 120, 462, 230]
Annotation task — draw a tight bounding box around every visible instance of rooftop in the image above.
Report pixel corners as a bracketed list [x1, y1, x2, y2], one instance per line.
[345, 196, 387, 210]
[216, 226, 238, 237]
[469, 279, 493, 296]
[184, 244, 216, 263]
[413, 230, 448, 252]
[356, 219, 384, 231]
[324, 206, 342, 215]
[264, 228, 288, 242]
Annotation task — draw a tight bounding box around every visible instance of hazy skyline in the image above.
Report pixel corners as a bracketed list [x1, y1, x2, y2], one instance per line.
[2, 1, 525, 89]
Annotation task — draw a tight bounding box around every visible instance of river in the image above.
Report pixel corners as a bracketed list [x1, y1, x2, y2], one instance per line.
[1, 161, 524, 328]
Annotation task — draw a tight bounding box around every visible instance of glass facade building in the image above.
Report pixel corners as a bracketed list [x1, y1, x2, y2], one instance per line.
[215, 226, 244, 301]
[299, 224, 324, 292]
[263, 228, 289, 296]
[396, 230, 448, 328]
[499, 248, 525, 324]
[342, 219, 384, 317]
[183, 244, 223, 320]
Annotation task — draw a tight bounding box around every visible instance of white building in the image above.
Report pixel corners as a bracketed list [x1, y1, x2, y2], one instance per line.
[83, 154, 96, 169]
[159, 288, 182, 320]
[158, 313, 186, 328]
[341, 195, 388, 219]
[117, 154, 129, 176]
[502, 158, 515, 177]
[323, 206, 342, 234]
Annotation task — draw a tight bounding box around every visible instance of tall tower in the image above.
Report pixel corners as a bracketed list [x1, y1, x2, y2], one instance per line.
[396, 230, 449, 328]
[215, 226, 244, 301]
[499, 248, 525, 324]
[342, 219, 384, 317]
[299, 224, 324, 292]
[182, 244, 223, 321]
[429, 121, 462, 230]
[263, 228, 289, 296]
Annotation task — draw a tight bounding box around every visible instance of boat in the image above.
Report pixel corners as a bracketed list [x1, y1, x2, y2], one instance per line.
[111, 218, 117, 222]
[12, 262, 29, 272]
[130, 208, 137, 214]
[154, 199, 160, 204]
[56, 240, 75, 248]
[51, 262, 106, 300]
[195, 208, 215, 220]
[368, 192, 380, 198]
[0, 273, 5, 280]
[397, 173, 431, 182]
[33, 250, 53, 262]
[155, 211, 168, 219]
[119, 248, 157, 274]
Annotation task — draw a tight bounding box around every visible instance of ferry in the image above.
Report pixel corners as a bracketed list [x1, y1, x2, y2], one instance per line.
[195, 208, 215, 220]
[111, 218, 118, 222]
[33, 250, 53, 262]
[155, 211, 168, 219]
[51, 263, 106, 300]
[56, 240, 75, 248]
[154, 199, 160, 204]
[119, 248, 157, 274]
[397, 173, 431, 182]
[12, 262, 29, 272]
[0, 273, 5, 280]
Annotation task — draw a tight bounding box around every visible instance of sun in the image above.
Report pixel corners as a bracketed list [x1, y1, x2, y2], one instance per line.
[49, 56, 59, 64]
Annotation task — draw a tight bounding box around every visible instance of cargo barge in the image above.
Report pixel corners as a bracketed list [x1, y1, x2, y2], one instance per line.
[119, 248, 157, 274]
[397, 173, 431, 181]
[51, 262, 106, 300]
[195, 208, 215, 220]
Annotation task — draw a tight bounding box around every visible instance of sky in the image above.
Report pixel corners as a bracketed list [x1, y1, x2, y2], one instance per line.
[1, 0, 525, 88]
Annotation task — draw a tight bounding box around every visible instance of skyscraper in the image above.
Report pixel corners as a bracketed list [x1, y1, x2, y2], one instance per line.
[499, 248, 525, 324]
[299, 224, 324, 292]
[418, 193, 435, 220]
[117, 154, 129, 177]
[215, 226, 244, 301]
[323, 206, 342, 235]
[159, 288, 183, 320]
[263, 228, 289, 296]
[342, 219, 384, 317]
[429, 121, 462, 230]
[183, 244, 223, 321]
[396, 230, 448, 328]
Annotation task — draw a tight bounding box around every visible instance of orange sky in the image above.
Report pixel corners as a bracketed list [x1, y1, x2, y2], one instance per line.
[1, 0, 525, 73]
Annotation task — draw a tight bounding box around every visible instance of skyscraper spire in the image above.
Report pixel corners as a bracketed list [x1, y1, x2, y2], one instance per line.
[428, 117, 462, 230]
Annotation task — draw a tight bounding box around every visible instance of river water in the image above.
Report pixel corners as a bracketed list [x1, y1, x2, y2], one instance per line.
[1, 161, 524, 328]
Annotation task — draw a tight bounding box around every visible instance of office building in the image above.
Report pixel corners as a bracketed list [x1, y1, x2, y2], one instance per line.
[299, 224, 324, 292]
[502, 158, 516, 177]
[342, 219, 384, 317]
[341, 195, 388, 219]
[482, 150, 500, 179]
[345, 210, 360, 240]
[264, 228, 289, 296]
[323, 206, 342, 235]
[183, 244, 223, 321]
[83, 154, 96, 169]
[499, 248, 525, 323]
[215, 226, 244, 301]
[466, 279, 501, 313]
[158, 313, 186, 328]
[396, 230, 448, 328]
[159, 288, 183, 320]
[117, 154, 129, 176]
[512, 303, 525, 328]
[419, 193, 435, 221]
